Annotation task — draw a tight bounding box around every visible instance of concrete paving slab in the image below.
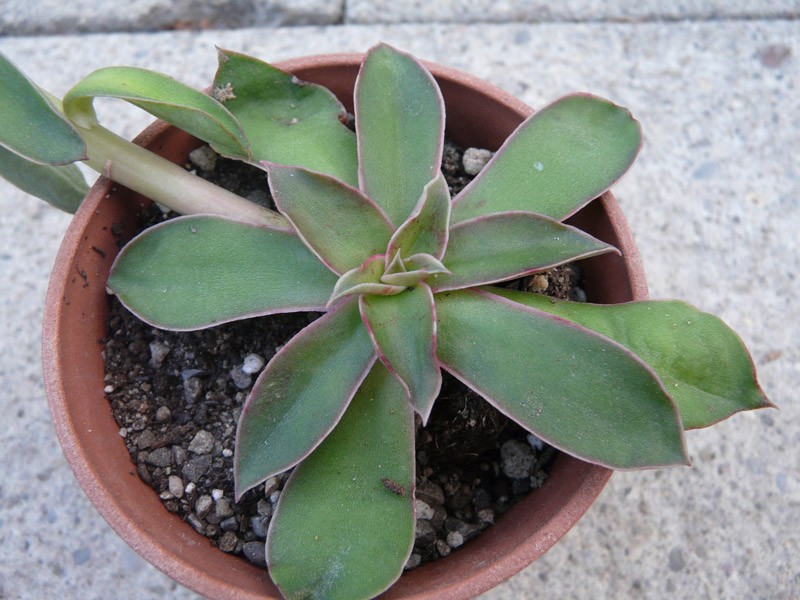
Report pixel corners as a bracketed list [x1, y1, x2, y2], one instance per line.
[346, 0, 800, 23]
[0, 19, 797, 600]
[0, 0, 345, 35]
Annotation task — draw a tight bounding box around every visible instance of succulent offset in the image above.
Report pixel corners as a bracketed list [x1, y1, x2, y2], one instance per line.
[0, 43, 774, 600]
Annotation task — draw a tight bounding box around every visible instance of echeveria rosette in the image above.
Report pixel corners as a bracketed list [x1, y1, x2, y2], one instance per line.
[100, 42, 774, 600]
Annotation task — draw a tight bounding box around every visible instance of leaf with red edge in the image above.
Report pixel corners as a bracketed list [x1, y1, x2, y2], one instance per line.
[430, 211, 616, 292]
[267, 361, 415, 600]
[486, 287, 775, 429]
[451, 94, 642, 223]
[360, 283, 441, 422]
[356, 43, 445, 226]
[435, 289, 689, 470]
[234, 297, 376, 498]
[266, 162, 395, 275]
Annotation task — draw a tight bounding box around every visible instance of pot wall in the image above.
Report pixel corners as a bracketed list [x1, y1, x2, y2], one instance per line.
[42, 55, 648, 600]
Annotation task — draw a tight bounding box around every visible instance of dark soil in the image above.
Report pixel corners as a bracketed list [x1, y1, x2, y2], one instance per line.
[103, 142, 585, 569]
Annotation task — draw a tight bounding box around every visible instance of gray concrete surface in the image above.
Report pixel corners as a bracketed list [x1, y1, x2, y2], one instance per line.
[3, 0, 799, 34]
[0, 17, 797, 600]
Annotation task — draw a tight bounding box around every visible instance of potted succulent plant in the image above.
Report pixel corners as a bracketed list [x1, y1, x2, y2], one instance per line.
[0, 44, 773, 600]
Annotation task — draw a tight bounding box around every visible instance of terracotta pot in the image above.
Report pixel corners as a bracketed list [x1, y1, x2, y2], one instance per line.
[42, 54, 648, 599]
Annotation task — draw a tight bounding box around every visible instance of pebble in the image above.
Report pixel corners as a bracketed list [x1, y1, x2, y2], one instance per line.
[462, 147, 493, 175]
[435, 539, 451, 557]
[526, 433, 544, 450]
[263, 477, 279, 498]
[242, 541, 266, 566]
[404, 553, 422, 570]
[217, 531, 238, 553]
[472, 488, 491, 511]
[215, 498, 234, 519]
[241, 353, 266, 374]
[188, 430, 215, 454]
[155, 406, 171, 423]
[415, 519, 436, 546]
[256, 499, 272, 519]
[250, 516, 268, 538]
[446, 531, 464, 549]
[146, 447, 173, 468]
[168, 475, 184, 498]
[500, 439, 535, 479]
[183, 377, 203, 403]
[182, 454, 211, 482]
[529, 274, 548, 292]
[104, 384, 115, 393]
[220, 516, 238, 532]
[477, 509, 495, 525]
[136, 429, 156, 449]
[149, 341, 171, 368]
[172, 445, 187, 466]
[222, 448, 233, 458]
[229, 365, 252, 389]
[269, 490, 281, 504]
[195, 495, 213, 519]
[211, 489, 224, 501]
[184, 482, 196, 496]
[189, 145, 218, 171]
[415, 500, 435, 520]
[187, 514, 206, 535]
[416, 480, 445, 507]
[118, 427, 127, 438]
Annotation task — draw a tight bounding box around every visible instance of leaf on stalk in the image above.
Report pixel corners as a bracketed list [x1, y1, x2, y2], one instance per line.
[0, 51, 86, 165]
[214, 49, 359, 185]
[0, 144, 88, 213]
[435, 289, 688, 469]
[430, 211, 616, 292]
[107, 215, 337, 330]
[451, 94, 642, 223]
[62, 66, 249, 158]
[267, 361, 415, 600]
[267, 163, 395, 275]
[235, 297, 376, 498]
[360, 283, 441, 421]
[386, 173, 451, 262]
[356, 43, 445, 226]
[328, 255, 406, 306]
[486, 287, 775, 429]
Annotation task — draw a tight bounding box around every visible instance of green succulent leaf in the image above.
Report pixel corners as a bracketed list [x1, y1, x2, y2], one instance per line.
[107, 215, 337, 330]
[487, 287, 774, 429]
[430, 211, 617, 292]
[266, 163, 395, 275]
[328, 255, 406, 306]
[235, 297, 377, 498]
[62, 66, 249, 158]
[267, 361, 414, 600]
[0, 144, 88, 213]
[435, 289, 689, 469]
[214, 49, 358, 185]
[451, 94, 642, 223]
[356, 43, 445, 226]
[360, 283, 441, 422]
[0, 51, 86, 165]
[386, 173, 451, 262]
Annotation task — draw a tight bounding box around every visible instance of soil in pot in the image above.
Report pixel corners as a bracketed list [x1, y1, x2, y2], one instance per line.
[102, 141, 585, 570]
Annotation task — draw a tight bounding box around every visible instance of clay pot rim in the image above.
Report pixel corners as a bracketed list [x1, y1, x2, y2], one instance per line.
[42, 52, 647, 600]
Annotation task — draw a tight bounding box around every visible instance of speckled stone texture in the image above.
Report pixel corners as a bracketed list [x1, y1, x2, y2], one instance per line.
[0, 0, 345, 34]
[0, 19, 797, 600]
[346, 1, 800, 23]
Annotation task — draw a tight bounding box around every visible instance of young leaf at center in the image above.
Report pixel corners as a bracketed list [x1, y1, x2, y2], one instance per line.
[360, 283, 441, 422]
